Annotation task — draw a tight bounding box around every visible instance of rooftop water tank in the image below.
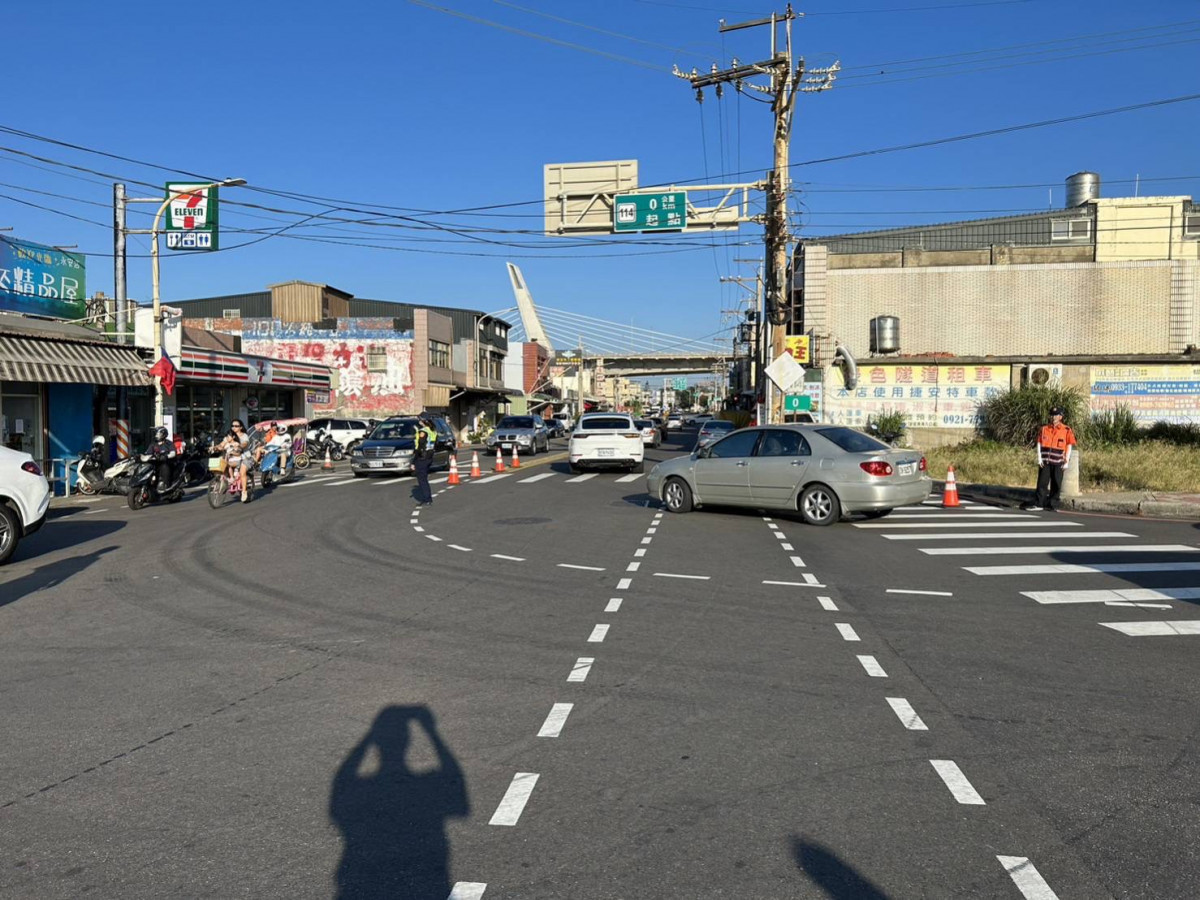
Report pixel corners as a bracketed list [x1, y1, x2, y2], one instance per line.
[1066, 171, 1100, 207]
[869, 315, 900, 355]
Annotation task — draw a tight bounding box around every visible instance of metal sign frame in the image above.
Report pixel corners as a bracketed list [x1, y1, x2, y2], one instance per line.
[164, 182, 220, 251]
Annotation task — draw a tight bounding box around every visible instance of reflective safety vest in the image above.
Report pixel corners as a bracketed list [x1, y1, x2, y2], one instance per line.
[416, 425, 437, 458]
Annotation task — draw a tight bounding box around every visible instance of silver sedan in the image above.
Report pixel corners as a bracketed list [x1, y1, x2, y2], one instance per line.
[646, 424, 931, 525]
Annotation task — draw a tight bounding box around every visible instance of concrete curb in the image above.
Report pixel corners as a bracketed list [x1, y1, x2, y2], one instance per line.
[940, 481, 1200, 520]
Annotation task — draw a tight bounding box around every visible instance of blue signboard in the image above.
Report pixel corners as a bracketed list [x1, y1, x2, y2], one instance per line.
[0, 235, 86, 319]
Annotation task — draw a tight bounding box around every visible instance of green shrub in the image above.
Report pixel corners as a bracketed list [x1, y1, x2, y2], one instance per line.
[866, 408, 908, 444]
[1145, 420, 1200, 447]
[976, 385, 1088, 447]
[1085, 405, 1142, 446]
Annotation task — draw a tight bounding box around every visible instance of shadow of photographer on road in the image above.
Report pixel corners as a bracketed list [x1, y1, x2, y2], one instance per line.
[330, 705, 468, 900]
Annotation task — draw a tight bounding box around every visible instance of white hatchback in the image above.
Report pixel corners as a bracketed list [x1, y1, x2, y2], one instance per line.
[0, 445, 51, 565]
[568, 413, 645, 474]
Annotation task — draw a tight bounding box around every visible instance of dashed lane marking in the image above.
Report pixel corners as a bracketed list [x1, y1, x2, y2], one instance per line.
[568, 658, 594, 682]
[818, 596, 838, 611]
[885, 530, 1135, 541]
[565, 473, 597, 483]
[652, 572, 710, 580]
[634, 549, 646, 557]
[448, 544, 472, 552]
[448, 884, 488, 900]
[489, 773, 539, 826]
[491, 554, 526, 562]
[925, 544, 1200, 556]
[425, 535, 443, 542]
[587, 624, 609, 643]
[790, 556, 806, 567]
[1099, 621, 1200, 637]
[803, 573, 821, 585]
[781, 543, 794, 551]
[968, 562, 1200, 576]
[763, 580, 826, 588]
[519, 472, 555, 483]
[558, 563, 605, 572]
[537, 703, 574, 738]
[857, 655, 887, 677]
[413, 526, 425, 533]
[997, 856, 1061, 900]
[931, 760, 986, 805]
[835, 623, 860, 642]
[626, 562, 641, 572]
[605, 598, 623, 612]
[616, 578, 633, 590]
[886, 697, 928, 730]
[1022, 587, 1200, 604]
[887, 589, 953, 597]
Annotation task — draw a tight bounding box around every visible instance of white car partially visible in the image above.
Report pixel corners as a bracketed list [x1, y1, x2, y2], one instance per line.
[0, 446, 50, 565]
[568, 413, 645, 474]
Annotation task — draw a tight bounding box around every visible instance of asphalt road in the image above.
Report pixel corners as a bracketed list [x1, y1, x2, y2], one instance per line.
[2, 427, 1198, 899]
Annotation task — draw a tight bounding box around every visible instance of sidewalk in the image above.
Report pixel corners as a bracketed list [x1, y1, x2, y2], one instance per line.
[939, 480, 1200, 520]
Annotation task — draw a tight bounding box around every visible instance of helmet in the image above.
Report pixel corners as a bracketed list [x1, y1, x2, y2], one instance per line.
[276, 424, 288, 436]
[92, 435, 105, 446]
[1049, 406, 1065, 417]
[154, 426, 169, 441]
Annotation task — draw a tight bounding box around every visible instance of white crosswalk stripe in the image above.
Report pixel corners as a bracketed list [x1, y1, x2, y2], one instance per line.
[966, 562, 1200, 576]
[924, 544, 1199, 556]
[1022, 587, 1200, 604]
[885, 531, 1134, 541]
[856, 520, 1079, 529]
[1100, 621, 1200, 637]
[565, 473, 597, 483]
[615, 472, 644, 483]
[518, 472, 555, 484]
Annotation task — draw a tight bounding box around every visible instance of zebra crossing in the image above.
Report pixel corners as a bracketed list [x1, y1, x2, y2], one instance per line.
[861, 499, 1200, 637]
[286, 468, 646, 488]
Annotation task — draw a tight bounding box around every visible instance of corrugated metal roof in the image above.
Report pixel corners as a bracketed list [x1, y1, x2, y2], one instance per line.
[352, 299, 512, 350]
[171, 291, 272, 318]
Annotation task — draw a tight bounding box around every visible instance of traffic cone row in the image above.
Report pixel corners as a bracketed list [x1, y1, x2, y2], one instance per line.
[470, 451, 482, 478]
[494, 448, 506, 473]
[511, 444, 521, 468]
[448, 454, 461, 485]
[942, 465, 960, 508]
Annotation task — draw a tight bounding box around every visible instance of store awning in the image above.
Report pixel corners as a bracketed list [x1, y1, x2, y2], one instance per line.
[0, 333, 151, 386]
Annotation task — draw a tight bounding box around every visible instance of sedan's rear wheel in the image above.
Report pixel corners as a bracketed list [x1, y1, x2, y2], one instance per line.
[799, 484, 840, 526]
[0, 503, 19, 565]
[663, 477, 693, 514]
[569, 462, 582, 474]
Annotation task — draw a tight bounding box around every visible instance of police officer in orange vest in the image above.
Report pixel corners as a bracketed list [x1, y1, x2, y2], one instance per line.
[1022, 406, 1077, 511]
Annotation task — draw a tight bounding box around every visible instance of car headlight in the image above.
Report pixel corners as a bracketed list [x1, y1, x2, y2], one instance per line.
[392, 448, 413, 458]
[519, 435, 533, 443]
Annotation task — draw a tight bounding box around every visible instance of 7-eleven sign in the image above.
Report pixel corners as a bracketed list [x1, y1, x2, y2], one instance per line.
[164, 182, 220, 251]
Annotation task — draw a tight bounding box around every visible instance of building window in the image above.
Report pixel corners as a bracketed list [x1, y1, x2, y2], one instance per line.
[1185, 214, 1200, 238]
[1051, 218, 1091, 241]
[222, 308, 240, 318]
[429, 339, 450, 369]
[367, 345, 388, 373]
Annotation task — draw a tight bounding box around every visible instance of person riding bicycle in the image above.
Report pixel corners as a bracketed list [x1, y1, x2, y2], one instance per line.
[146, 426, 178, 491]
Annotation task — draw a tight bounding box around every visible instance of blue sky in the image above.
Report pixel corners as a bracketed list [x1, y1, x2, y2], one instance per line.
[2, 0, 1197, 348]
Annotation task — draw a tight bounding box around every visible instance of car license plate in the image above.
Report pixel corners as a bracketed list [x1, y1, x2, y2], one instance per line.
[898, 462, 915, 476]
[598, 448, 615, 457]
[367, 461, 384, 468]
[501, 443, 512, 450]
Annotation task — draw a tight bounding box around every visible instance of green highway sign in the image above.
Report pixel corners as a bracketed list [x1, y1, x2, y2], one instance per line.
[784, 394, 812, 412]
[613, 192, 687, 233]
[673, 377, 688, 391]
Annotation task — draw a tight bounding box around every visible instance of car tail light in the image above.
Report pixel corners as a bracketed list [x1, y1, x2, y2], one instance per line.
[860, 460, 893, 476]
[21, 461, 43, 476]
[571, 433, 588, 439]
[623, 433, 641, 439]
[919, 456, 927, 472]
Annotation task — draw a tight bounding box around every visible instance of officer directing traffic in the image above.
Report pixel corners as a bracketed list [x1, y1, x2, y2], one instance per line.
[1023, 405, 1077, 512]
[413, 414, 438, 506]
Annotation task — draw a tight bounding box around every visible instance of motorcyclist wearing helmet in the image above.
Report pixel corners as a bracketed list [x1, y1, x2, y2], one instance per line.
[146, 426, 178, 492]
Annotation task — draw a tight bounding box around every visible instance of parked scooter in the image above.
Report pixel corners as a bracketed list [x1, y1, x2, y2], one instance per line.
[126, 438, 188, 511]
[309, 430, 346, 462]
[181, 433, 214, 487]
[76, 436, 137, 496]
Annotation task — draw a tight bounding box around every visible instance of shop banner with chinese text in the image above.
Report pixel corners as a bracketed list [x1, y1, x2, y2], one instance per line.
[825, 363, 1011, 429]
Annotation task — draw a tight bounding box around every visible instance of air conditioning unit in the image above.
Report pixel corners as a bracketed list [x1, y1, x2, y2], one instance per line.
[1022, 363, 1062, 387]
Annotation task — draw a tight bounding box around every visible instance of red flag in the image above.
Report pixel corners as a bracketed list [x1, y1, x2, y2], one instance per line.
[148, 352, 177, 396]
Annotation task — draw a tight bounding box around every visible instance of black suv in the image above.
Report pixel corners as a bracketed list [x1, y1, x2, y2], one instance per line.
[349, 415, 457, 478]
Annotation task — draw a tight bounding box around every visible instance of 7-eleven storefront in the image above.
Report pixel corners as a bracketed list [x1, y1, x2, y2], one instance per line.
[170, 346, 333, 437]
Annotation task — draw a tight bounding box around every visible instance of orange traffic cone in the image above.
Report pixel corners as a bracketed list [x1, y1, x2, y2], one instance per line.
[511, 444, 521, 468]
[470, 451, 482, 478]
[494, 448, 506, 473]
[942, 465, 960, 508]
[322, 447, 334, 471]
[448, 454, 461, 485]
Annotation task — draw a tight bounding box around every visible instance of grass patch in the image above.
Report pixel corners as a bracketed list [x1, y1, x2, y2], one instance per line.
[923, 440, 1200, 493]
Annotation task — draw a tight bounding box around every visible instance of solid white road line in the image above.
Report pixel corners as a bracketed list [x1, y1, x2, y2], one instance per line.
[616, 473, 644, 482]
[885, 531, 1135, 541]
[519, 472, 555, 483]
[857, 655, 887, 677]
[653, 572, 710, 580]
[448, 883, 488, 900]
[790, 556, 806, 567]
[605, 598, 623, 612]
[969, 561, 1200, 576]
[1023, 587, 1200, 604]
[537, 703, 574, 738]
[886, 589, 954, 597]
[588, 624, 609, 642]
[74, 497, 103, 503]
[489, 773, 539, 826]
[617, 578, 633, 590]
[930, 760, 985, 804]
[997, 856, 1061, 900]
[491, 553, 526, 562]
[558, 563, 605, 571]
[886, 697, 928, 730]
[1105, 601, 1173, 609]
[568, 658, 594, 682]
[818, 596, 838, 611]
[857, 520, 1076, 529]
[1100, 621, 1200, 636]
[565, 473, 597, 483]
[762, 580, 826, 588]
[835, 623, 860, 642]
[924, 544, 1199, 556]
[448, 544, 472, 552]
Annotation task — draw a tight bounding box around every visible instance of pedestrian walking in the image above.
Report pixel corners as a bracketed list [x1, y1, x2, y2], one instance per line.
[1022, 406, 1077, 511]
[413, 414, 437, 506]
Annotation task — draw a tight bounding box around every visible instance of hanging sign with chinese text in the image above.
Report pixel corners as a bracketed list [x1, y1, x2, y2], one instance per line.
[0, 235, 86, 319]
[613, 192, 686, 233]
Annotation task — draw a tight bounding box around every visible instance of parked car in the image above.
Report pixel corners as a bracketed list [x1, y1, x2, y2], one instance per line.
[307, 417, 372, 453]
[0, 446, 50, 565]
[545, 418, 567, 439]
[551, 412, 574, 434]
[486, 415, 550, 456]
[568, 413, 645, 474]
[646, 424, 930, 525]
[633, 419, 661, 448]
[696, 418, 737, 449]
[349, 415, 456, 477]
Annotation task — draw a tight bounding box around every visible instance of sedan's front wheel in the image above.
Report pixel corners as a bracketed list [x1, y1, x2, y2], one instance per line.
[799, 483, 840, 526]
[663, 477, 693, 514]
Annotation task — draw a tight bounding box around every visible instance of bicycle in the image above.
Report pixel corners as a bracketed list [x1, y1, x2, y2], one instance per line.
[207, 465, 256, 509]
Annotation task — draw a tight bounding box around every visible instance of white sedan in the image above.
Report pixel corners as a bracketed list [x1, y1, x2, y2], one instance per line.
[568, 413, 645, 474]
[0, 445, 51, 565]
[634, 419, 661, 448]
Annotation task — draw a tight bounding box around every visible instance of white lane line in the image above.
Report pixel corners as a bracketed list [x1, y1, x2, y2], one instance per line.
[448, 883, 488, 900]
[519, 472, 555, 483]
[774, 532, 788, 541]
[857, 519, 1076, 528]
[997, 856, 1061, 900]
[641, 537, 653, 545]
[931, 760, 986, 805]
[781, 543, 794, 551]
[425, 535, 443, 542]
[803, 573, 821, 585]
[537, 703, 574, 738]
[565, 473, 597, 483]
[82, 509, 105, 515]
[626, 562, 641, 572]
[762, 517, 773, 522]
[653, 572, 711, 580]
[449, 544, 472, 552]
[568, 657, 594, 682]
[605, 598, 623, 612]
[646, 527, 657, 534]
[617, 578, 633, 590]
[616, 472, 644, 483]
[491, 553, 526, 562]
[588, 624, 609, 642]
[634, 549, 647, 557]
[473, 474, 512, 485]
[413, 526, 425, 533]
[410, 518, 419, 525]
[763, 580, 826, 588]
[926, 544, 1200, 556]
[969, 562, 1200, 576]
[323, 477, 359, 486]
[768, 523, 781, 531]
[886, 697, 928, 730]
[857, 655, 887, 677]
[790, 556, 806, 568]
[558, 563, 605, 571]
[924, 499, 979, 505]
[489, 773, 539, 826]
[887, 589, 954, 597]
[885, 531, 1135, 541]
[1105, 601, 1173, 609]
[835, 623, 860, 642]
[1100, 621, 1200, 636]
[430, 475, 449, 484]
[1024, 587, 1200, 604]
[73, 497, 103, 504]
[818, 596, 838, 611]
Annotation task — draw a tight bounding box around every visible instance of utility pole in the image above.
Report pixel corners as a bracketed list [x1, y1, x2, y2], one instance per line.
[678, 5, 837, 422]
